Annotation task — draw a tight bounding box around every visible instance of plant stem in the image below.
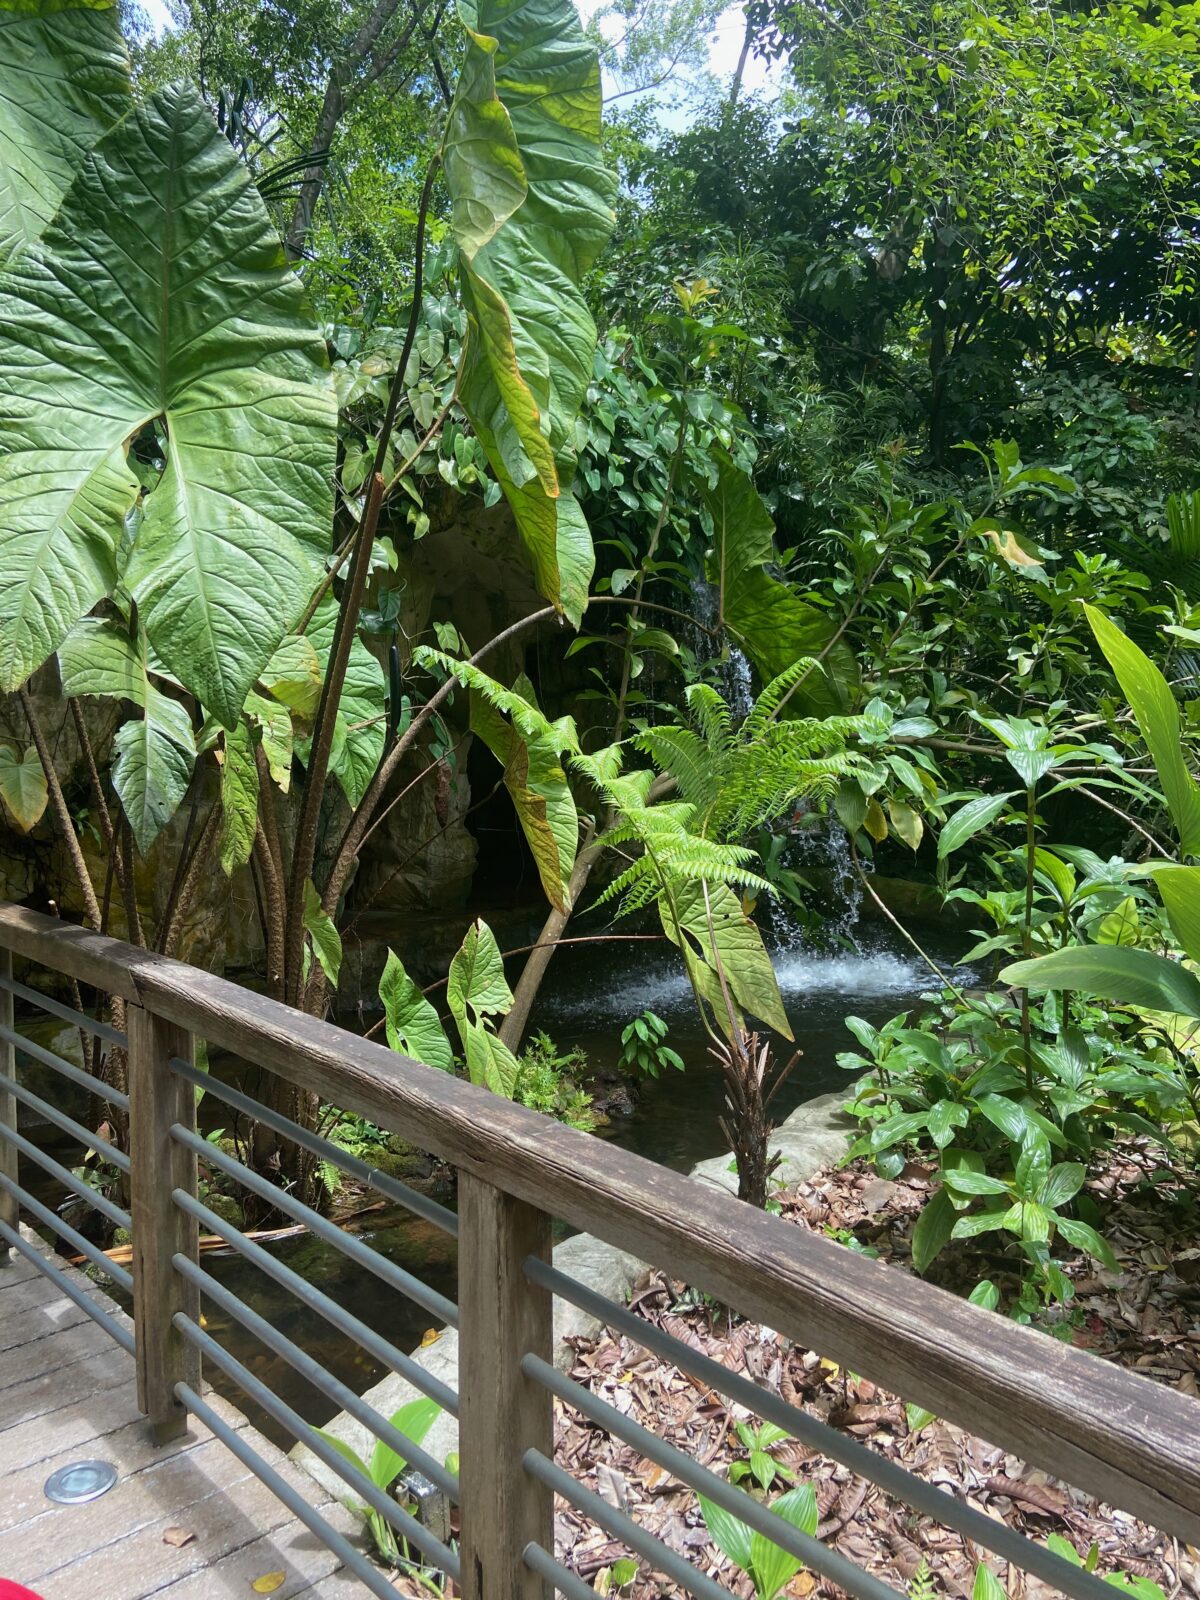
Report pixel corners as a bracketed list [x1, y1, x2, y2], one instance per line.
[21, 688, 102, 931]
[1022, 782, 1036, 1093]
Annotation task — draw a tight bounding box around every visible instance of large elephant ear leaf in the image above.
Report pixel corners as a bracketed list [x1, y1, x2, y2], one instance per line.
[446, 0, 616, 627]
[0, 79, 337, 725]
[0, 0, 131, 262]
[702, 447, 856, 715]
[469, 678, 578, 912]
[59, 617, 196, 854]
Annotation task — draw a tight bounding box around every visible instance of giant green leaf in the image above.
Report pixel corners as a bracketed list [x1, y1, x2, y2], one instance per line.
[0, 742, 47, 832]
[1148, 864, 1200, 965]
[218, 720, 259, 875]
[702, 447, 854, 714]
[58, 617, 196, 853]
[301, 598, 386, 808]
[0, 0, 130, 262]
[448, 0, 616, 626]
[1002, 945, 1200, 1020]
[0, 80, 337, 725]
[1085, 605, 1200, 858]
[469, 677, 578, 911]
[661, 878, 792, 1040]
[446, 917, 521, 1094]
[379, 949, 454, 1071]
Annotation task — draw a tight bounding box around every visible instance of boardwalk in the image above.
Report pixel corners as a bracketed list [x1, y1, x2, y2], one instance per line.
[0, 1234, 364, 1600]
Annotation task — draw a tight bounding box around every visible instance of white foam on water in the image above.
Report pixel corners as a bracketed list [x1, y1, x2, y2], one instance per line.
[773, 948, 935, 998]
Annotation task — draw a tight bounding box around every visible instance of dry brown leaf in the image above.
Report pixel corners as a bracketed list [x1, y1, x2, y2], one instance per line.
[162, 1526, 195, 1548]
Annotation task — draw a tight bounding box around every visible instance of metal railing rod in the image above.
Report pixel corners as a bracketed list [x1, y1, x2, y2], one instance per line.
[0, 1119, 130, 1230]
[168, 1055, 458, 1237]
[174, 1314, 461, 1580]
[171, 1188, 458, 1415]
[0, 973, 126, 1046]
[523, 1542, 603, 1599]
[523, 1353, 904, 1600]
[169, 1124, 459, 1329]
[0, 1021, 129, 1110]
[172, 1253, 459, 1500]
[0, 1219, 134, 1354]
[0, 1171, 132, 1292]
[525, 1259, 1120, 1600]
[3, 1076, 130, 1172]
[524, 1447, 734, 1600]
[174, 1382, 402, 1600]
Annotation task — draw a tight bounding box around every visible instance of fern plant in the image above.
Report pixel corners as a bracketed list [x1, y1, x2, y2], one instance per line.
[635, 661, 876, 844]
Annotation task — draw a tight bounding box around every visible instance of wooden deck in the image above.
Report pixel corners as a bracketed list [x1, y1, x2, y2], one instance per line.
[0, 1234, 367, 1599]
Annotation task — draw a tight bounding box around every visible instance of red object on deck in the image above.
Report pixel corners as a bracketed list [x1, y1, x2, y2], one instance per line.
[0, 1582, 46, 1599]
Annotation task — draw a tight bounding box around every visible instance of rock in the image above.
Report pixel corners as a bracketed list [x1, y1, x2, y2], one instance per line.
[289, 1090, 856, 1499]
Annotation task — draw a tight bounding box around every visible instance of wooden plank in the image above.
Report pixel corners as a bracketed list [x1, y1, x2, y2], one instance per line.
[0, 1341, 133, 1434]
[128, 1004, 201, 1442]
[0, 947, 16, 1258]
[0, 1284, 91, 1351]
[144, 1511, 352, 1600]
[3, 901, 1200, 1543]
[0, 1311, 112, 1389]
[0, 1434, 252, 1585]
[458, 1173, 553, 1600]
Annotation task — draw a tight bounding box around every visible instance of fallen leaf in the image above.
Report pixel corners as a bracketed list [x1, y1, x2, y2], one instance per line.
[162, 1526, 195, 1548]
[251, 1575, 286, 1594]
[419, 1328, 441, 1347]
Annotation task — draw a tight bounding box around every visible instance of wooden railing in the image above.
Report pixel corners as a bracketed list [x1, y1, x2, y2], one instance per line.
[2, 898, 1199, 1600]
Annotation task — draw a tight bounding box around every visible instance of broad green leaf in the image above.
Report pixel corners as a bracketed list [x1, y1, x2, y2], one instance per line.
[447, 917, 512, 1020]
[0, 742, 47, 831]
[0, 0, 130, 262]
[1085, 605, 1200, 858]
[749, 1484, 818, 1600]
[303, 878, 342, 988]
[445, 918, 519, 1093]
[1003, 945, 1200, 1019]
[459, 1015, 521, 1095]
[698, 1495, 753, 1573]
[659, 877, 792, 1040]
[218, 721, 259, 875]
[59, 617, 196, 852]
[0, 446, 138, 697]
[1148, 864, 1200, 964]
[379, 949, 454, 1072]
[937, 792, 1017, 859]
[887, 797, 923, 851]
[470, 680, 578, 911]
[703, 447, 853, 714]
[0, 81, 337, 724]
[926, 1098, 968, 1149]
[1054, 1214, 1119, 1271]
[245, 691, 293, 792]
[967, 1280, 999, 1311]
[261, 634, 322, 717]
[450, 0, 616, 625]
[1096, 895, 1139, 947]
[912, 1186, 955, 1273]
[942, 1168, 1011, 1197]
[973, 1565, 1007, 1600]
[1038, 1162, 1085, 1208]
[302, 597, 386, 808]
[367, 1396, 441, 1495]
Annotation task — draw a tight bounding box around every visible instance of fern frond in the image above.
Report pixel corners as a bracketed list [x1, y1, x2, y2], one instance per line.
[742, 656, 820, 737]
[633, 728, 714, 813]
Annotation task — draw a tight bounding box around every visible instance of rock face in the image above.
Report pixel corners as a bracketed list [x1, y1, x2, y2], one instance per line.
[288, 1091, 856, 1496]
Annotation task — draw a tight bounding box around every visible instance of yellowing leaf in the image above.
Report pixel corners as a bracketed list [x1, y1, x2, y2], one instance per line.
[251, 1574, 286, 1594]
[0, 741, 47, 832]
[863, 796, 888, 842]
[419, 1327, 442, 1348]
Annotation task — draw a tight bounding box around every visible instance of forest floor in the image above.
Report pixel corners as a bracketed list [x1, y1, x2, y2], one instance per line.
[551, 1143, 1200, 1599]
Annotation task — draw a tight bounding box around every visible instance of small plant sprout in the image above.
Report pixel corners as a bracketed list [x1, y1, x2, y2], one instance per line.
[728, 1421, 796, 1491]
[315, 1397, 441, 1565]
[618, 1009, 685, 1078]
[698, 1483, 819, 1600]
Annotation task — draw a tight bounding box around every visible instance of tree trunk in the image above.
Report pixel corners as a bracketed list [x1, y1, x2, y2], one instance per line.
[726, 9, 755, 112]
[498, 828, 601, 1052]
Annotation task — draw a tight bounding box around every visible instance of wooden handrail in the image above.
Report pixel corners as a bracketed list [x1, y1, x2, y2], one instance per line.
[2, 899, 1199, 1547]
